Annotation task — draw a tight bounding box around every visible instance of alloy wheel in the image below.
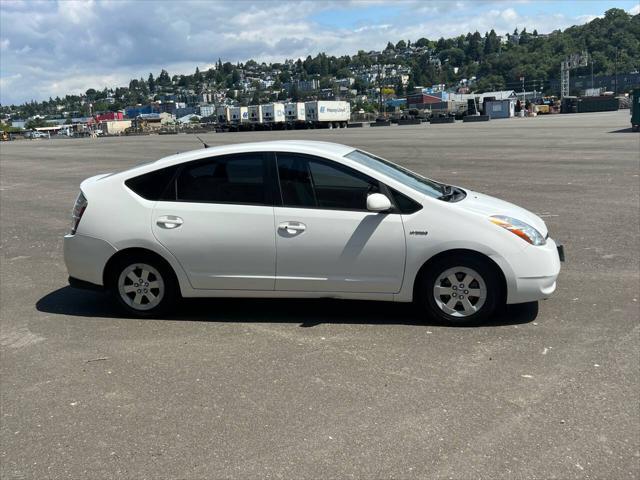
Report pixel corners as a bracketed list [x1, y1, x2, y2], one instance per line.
[433, 266, 487, 318]
[117, 263, 165, 311]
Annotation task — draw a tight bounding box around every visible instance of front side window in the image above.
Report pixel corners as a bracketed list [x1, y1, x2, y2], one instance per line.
[345, 149, 444, 199]
[276, 153, 379, 210]
[176, 153, 269, 205]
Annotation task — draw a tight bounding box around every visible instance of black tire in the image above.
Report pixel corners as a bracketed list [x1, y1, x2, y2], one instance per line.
[416, 254, 502, 326]
[108, 253, 178, 317]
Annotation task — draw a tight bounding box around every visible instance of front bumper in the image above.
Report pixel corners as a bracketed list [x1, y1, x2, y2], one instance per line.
[64, 234, 117, 286]
[505, 238, 563, 304]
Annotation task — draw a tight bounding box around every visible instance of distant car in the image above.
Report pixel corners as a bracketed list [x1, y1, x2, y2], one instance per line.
[64, 141, 563, 324]
[28, 130, 49, 139]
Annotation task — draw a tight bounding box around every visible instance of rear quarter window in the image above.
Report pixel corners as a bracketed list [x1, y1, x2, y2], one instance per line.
[125, 165, 179, 200]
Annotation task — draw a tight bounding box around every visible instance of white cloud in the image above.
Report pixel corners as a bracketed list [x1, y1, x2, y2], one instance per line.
[0, 0, 619, 105]
[629, 4, 640, 15]
[501, 8, 519, 22]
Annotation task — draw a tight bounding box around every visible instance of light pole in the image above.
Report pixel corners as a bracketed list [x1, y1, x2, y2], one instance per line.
[377, 60, 383, 118]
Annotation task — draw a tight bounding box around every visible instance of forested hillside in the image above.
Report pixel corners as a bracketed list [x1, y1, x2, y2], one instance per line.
[3, 8, 638, 117]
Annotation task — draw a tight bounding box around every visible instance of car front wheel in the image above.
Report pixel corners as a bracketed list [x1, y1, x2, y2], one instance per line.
[418, 255, 502, 326]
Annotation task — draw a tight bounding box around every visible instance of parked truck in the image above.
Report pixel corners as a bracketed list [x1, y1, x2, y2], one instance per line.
[304, 101, 350, 128]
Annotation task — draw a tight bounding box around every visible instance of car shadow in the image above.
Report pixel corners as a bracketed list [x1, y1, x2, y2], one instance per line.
[36, 286, 539, 327]
[608, 127, 637, 133]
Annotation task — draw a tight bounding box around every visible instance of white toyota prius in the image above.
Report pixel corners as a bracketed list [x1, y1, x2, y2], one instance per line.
[64, 140, 563, 325]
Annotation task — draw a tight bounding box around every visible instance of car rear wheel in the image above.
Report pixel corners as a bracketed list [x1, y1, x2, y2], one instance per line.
[417, 255, 502, 326]
[109, 256, 177, 317]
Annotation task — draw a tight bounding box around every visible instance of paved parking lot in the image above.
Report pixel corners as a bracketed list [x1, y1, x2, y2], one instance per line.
[1, 111, 638, 479]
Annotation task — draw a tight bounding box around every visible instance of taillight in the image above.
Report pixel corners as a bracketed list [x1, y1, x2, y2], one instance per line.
[70, 191, 87, 235]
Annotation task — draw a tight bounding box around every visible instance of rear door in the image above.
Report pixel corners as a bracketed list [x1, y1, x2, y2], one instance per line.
[273, 153, 406, 293]
[151, 152, 277, 290]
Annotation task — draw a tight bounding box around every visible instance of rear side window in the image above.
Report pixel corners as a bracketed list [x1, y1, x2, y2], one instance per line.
[175, 153, 269, 205]
[276, 153, 379, 211]
[277, 155, 316, 207]
[125, 165, 179, 200]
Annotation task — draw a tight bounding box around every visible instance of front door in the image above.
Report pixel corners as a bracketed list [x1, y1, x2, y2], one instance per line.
[273, 153, 406, 293]
[152, 152, 276, 290]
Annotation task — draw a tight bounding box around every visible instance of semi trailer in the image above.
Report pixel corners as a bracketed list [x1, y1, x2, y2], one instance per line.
[304, 101, 350, 128]
[262, 103, 286, 126]
[216, 101, 351, 131]
[248, 105, 264, 124]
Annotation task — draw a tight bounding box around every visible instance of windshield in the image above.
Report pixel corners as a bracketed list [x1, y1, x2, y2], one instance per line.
[345, 150, 444, 198]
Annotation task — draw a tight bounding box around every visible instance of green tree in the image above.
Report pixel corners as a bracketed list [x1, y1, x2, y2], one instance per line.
[158, 69, 171, 87]
[147, 73, 156, 93]
[25, 118, 52, 129]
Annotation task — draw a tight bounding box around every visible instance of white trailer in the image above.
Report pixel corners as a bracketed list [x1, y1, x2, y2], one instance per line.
[216, 106, 231, 124]
[248, 105, 264, 123]
[262, 103, 286, 124]
[304, 101, 350, 128]
[285, 102, 306, 123]
[229, 106, 249, 124]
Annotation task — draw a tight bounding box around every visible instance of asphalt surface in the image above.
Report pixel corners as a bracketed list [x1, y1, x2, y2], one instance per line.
[1, 111, 639, 479]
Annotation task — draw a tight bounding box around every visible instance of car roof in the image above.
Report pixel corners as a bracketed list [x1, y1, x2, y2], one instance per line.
[153, 140, 355, 167]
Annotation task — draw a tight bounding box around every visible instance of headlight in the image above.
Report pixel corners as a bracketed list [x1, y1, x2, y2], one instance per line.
[489, 215, 546, 245]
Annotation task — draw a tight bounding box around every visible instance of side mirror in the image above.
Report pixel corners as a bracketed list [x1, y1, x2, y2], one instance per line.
[367, 193, 392, 212]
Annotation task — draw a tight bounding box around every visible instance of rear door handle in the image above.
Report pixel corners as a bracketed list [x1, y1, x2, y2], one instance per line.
[278, 221, 306, 235]
[156, 215, 183, 229]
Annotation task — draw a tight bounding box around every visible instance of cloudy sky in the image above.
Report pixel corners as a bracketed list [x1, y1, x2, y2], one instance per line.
[1, 0, 638, 105]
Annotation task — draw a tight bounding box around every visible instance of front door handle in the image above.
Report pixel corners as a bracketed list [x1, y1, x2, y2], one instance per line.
[278, 221, 306, 235]
[156, 215, 183, 229]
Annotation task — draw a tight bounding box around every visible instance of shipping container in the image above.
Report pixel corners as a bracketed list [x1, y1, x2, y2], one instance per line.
[577, 96, 619, 113]
[561, 97, 578, 114]
[485, 99, 515, 119]
[406, 92, 449, 107]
